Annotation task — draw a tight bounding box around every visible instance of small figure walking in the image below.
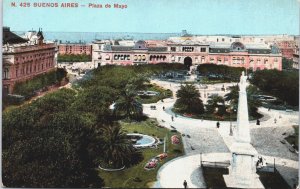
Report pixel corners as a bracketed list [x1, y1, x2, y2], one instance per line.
[183, 180, 187, 189]
[163, 106, 165, 111]
[274, 118, 277, 124]
[216, 121, 220, 128]
[171, 115, 174, 121]
[256, 119, 260, 125]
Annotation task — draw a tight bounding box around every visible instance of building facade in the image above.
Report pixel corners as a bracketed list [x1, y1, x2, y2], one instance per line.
[92, 39, 282, 71]
[293, 37, 299, 69]
[274, 40, 296, 59]
[3, 27, 56, 94]
[58, 43, 92, 55]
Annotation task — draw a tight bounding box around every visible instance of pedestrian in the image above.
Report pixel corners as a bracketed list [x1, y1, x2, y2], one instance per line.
[274, 118, 277, 124]
[216, 121, 220, 128]
[171, 115, 174, 121]
[163, 106, 165, 111]
[256, 119, 260, 125]
[183, 180, 187, 189]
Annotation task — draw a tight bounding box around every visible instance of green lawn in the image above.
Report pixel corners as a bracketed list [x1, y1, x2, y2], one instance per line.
[98, 118, 184, 188]
[137, 84, 173, 104]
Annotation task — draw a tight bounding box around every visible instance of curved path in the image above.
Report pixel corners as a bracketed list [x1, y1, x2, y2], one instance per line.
[145, 80, 299, 188]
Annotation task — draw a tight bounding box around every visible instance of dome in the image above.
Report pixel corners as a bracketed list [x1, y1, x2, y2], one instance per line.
[134, 40, 147, 49]
[230, 42, 246, 51]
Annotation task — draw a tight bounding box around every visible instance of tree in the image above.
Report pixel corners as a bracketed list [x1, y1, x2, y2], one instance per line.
[174, 84, 204, 114]
[100, 124, 136, 168]
[114, 89, 143, 119]
[72, 86, 116, 123]
[224, 85, 262, 117]
[282, 57, 294, 70]
[2, 90, 104, 187]
[206, 94, 226, 116]
[250, 69, 299, 106]
[126, 74, 150, 91]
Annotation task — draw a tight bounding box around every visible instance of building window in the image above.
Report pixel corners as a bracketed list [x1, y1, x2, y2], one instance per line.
[201, 48, 206, 52]
[233, 58, 236, 64]
[201, 56, 205, 63]
[217, 58, 222, 64]
[257, 59, 261, 64]
[274, 58, 278, 62]
[171, 47, 176, 52]
[224, 58, 228, 64]
[3, 68, 9, 79]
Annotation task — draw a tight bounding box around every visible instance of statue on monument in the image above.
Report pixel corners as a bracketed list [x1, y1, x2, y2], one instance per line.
[238, 71, 247, 91]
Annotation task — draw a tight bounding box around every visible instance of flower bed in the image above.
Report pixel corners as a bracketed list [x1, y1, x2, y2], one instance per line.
[144, 158, 159, 170]
[171, 135, 180, 145]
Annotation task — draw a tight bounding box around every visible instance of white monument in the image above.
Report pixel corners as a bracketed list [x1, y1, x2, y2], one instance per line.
[223, 71, 264, 189]
[186, 65, 197, 81]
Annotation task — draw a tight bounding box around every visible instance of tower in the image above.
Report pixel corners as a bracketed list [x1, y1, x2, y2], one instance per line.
[36, 28, 44, 45]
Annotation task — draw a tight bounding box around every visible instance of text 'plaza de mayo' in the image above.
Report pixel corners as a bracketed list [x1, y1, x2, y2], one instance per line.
[2, 28, 300, 95]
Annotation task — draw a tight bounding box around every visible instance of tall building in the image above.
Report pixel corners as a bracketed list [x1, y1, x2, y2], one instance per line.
[92, 38, 282, 71]
[2, 27, 56, 95]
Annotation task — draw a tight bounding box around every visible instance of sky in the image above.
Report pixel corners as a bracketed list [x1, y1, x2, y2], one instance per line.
[3, 0, 300, 35]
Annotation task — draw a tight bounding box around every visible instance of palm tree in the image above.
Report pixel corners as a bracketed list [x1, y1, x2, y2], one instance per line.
[100, 124, 134, 168]
[127, 74, 150, 91]
[114, 89, 143, 119]
[174, 84, 204, 114]
[206, 94, 226, 116]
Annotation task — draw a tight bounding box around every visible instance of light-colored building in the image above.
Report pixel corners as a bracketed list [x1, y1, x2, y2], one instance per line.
[2, 27, 57, 94]
[92, 39, 282, 71]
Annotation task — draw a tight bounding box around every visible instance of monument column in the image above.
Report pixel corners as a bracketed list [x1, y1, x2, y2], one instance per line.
[223, 71, 264, 189]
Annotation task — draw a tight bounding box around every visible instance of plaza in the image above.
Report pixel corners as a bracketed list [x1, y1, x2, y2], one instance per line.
[142, 79, 298, 188]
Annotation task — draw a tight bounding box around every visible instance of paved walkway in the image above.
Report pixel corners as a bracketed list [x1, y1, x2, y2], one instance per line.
[145, 80, 299, 188]
[156, 153, 298, 188]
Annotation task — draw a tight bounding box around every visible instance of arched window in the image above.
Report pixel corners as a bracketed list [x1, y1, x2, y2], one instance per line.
[3, 68, 9, 79]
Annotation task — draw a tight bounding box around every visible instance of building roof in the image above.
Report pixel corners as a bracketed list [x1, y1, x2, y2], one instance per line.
[3, 27, 28, 45]
[248, 49, 271, 54]
[148, 47, 168, 52]
[209, 48, 230, 53]
[111, 46, 133, 51]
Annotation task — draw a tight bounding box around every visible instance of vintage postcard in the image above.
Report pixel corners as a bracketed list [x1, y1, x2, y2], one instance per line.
[2, 0, 299, 188]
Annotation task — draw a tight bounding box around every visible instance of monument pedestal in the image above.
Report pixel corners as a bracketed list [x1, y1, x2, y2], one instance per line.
[223, 142, 264, 189]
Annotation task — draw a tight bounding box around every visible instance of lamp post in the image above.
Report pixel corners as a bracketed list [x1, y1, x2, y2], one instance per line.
[227, 106, 234, 136]
[229, 108, 233, 136]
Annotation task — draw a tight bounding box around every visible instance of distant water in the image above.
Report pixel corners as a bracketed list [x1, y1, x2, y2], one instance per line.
[15, 31, 181, 43]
